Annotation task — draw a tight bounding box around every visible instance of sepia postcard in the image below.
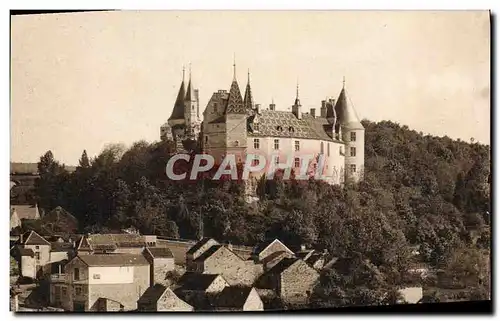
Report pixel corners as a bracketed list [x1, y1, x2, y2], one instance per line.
[9, 10, 491, 313]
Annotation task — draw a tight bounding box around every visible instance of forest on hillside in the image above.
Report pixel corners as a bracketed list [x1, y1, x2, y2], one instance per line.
[19, 120, 491, 305]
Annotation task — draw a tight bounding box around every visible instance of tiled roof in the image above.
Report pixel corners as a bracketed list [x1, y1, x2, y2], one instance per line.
[266, 257, 299, 275]
[214, 286, 254, 308]
[24, 231, 50, 246]
[193, 245, 222, 262]
[138, 284, 168, 304]
[178, 272, 221, 291]
[225, 80, 245, 114]
[50, 242, 74, 252]
[11, 205, 40, 221]
[252, 239, 293, 257]
[186, 238, 218, 256]
[85, 234, 146, 249]
[247, 110, 340, 142]
[77, 254, 149, 267]
[146, 247, 174, 259]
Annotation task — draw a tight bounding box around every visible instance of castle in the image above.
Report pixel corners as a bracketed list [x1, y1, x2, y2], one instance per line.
[160, 64, 365, 186]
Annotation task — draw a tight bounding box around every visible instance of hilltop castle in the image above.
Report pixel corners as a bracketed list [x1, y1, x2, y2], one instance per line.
[160, 64, 365, 186]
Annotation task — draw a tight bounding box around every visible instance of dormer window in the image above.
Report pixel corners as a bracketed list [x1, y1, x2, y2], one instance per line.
[289, 126, 295, 133]
[253, 123, 259, 131]
[234, 141, 239, 147]
[276, 126, 283, 132]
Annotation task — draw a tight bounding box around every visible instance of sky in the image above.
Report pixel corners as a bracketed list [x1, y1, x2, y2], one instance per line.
[11, 11, 490, 165]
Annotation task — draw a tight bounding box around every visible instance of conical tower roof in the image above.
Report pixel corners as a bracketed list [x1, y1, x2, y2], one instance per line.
[243, 70, 254, 111]
[334, 84, 363, 129]
[225, 60, 245, 114]
[168, 69, 186, 121]
[185, 65, 195, 102]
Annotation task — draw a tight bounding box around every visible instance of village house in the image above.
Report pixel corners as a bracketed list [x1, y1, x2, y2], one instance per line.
[51, 254, 150, 311]
[185, 237, 220, 270]
[186, 239, 263, 286]
[137, 284, 193, 312]
[143, 247, 175, 286]
[252, 239, 295, 268]
[212, 286, 264, 311]
[256, 257, 319, 305]
[76, 233, 158, 255]
[175, 272, 229, 311]
[10, 204, 40, 231]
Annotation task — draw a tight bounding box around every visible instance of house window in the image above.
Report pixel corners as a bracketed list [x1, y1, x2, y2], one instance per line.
[252, 155, 260, 167]
[294, 157, 300, 168]
[254, 138, 260, 149]
[75, 286, 82, 295]
[351, 132, 356, 142]
[74, 268, 80, 281]
[35, 253, 40, 260]
[62, 287, 67, 296]
[205, 136, 208, 144]
[234, 140, 239, 147]
[350, 164, 357, 173]
[93, 274, 101, 280]
[320, 142, 324, 154]
[289, 126, 295, 133]
[276, 126, 283, 131]
[295, 141, 300, 151]
[274, 139, 279, 150]
[350, 147, 356, 157]
[254, 123, 259, 131]
[275, 156, 280, 165]
[35, 246, 39, 250]
[327, 143, 330, 156]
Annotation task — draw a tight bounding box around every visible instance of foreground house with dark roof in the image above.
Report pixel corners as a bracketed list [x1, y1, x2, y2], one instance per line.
[256, 258, 319, 305]
[76, 233, 158, 255]
[50, 254, 150, 311]
[138, 284, 193, 312]
[175, 272, 229, 311]
[212, 286, 264, 311]
[252, 239, 295, 269]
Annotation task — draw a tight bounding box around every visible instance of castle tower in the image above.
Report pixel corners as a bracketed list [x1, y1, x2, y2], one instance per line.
[167, 67, 187, 146]
[184, 65, 201, 139]
[334, 78, 365, 182]
[224, 59, 247, 164]
[292, 82, 302, 119]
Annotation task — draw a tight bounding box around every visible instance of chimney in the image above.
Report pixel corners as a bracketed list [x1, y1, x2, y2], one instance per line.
[320, 100, 327, 118]
[227, 242, 233, 251]
[269, 103, 276, 111]
[300, 244, 306, 251]
[255, 104, 261, 114]
[310, 108, 316, 118]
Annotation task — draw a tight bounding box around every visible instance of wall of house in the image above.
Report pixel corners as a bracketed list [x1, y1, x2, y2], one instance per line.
[279, 261, 319, 304]
[246, 136, 345, 185]
[24, 244, 51, 266]
[206, 276, 229, 293]
[49, 251, 68, 264]
[399, 287, 423, 304]
[20, 255, 36, 279]
[186, 239, 219, 271]
[87, 266, 134, 284]
[243, 288, 264, 311]
[152, 258, 175, 285]
[342, 127, 365, 182]
[87, 265, 150, 311]
[203, 247, 259, 286]
[157, 289, 194, 311]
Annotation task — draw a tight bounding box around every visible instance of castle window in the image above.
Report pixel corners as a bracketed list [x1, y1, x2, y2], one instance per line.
[275, 156, 280, 165]
[93, 274, 101, 280]
[205, 136, 208, 144]
[350, 164, 357, 173]
[295, 141, 300, 151]
[289, 126, 295, 133]
[234, 141, 239, 147]
[276, 126, 283, 132]
[294, 157, 300, 168]
[75, 286, 82, 295]
[351, 132, 356, 142]
[252, 156, 260, 167]
[254, 139, 260, 149]
[274, 139, 279, 150]
[254, 123, 259, 131]
[350, 147, 356, 157]
[320, 142, 324, 154]
[327, 143, 330, 156]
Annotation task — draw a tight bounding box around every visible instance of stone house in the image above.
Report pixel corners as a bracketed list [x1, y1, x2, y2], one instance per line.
[52, 254, 150, 311]
[185, 237, 220, 271]
[252, 239, 295, 265]
[137, 284, 193, 312]
[256, 258, 319, 305]
[175, 272, 229, 311]
[15, 230, 51, 279]
[143, 247, 175, 286]
[212, 286, 264, 311]
[191, 243, 262, 286]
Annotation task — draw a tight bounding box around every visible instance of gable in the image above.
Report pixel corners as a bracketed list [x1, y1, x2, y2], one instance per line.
[258, 240, 294, 261]
[24, 231, 50, 246]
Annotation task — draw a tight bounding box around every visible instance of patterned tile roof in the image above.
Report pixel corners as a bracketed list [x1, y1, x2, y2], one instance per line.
[225, 80, 245, 114]
[247, 110, 342, 142]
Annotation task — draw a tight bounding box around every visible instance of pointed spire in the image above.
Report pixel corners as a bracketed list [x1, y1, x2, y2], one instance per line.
[243, 69, 254, 111]
[168, 67, 187, 122]
[342, 76, 346, 89]
[294, 79, 301, 106]
[186, 63, 195, 102]
[334, 78, 363, 129]
[233, 53, 236, 81]
[226, 58, 245, 114]
[182, 65, 185, 82]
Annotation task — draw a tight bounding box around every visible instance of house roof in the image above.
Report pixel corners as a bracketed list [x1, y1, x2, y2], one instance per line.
[50, 242, 74, 252]
[186, 237, 218, 255]
[178, 272, 222, 291]
[17, 247, 34, 257]
[137, 284, 168, 304]
[11, 205, 40, 221]
[193, 245, 223, 262]
[214, 287, 254, 308]
[225, 79, 245, 114]
[168, 78, 186, 121]
[77, 254, 149, 267]
[146, 247, 174, 259]
[24, 231, 50, 246]
[334, 87, 363, 129]
[252, 239, 293, 257]
[81, 234, 147, 250]
[266, 257, 299, 275]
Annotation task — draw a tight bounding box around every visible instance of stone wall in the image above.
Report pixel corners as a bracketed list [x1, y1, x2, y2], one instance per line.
[157, 289, 194, 311]
[152, 258, 175, 286]
[280, 260, 319, 304]
[203, 247, 260, 286]
[243, 288, 264, 311]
